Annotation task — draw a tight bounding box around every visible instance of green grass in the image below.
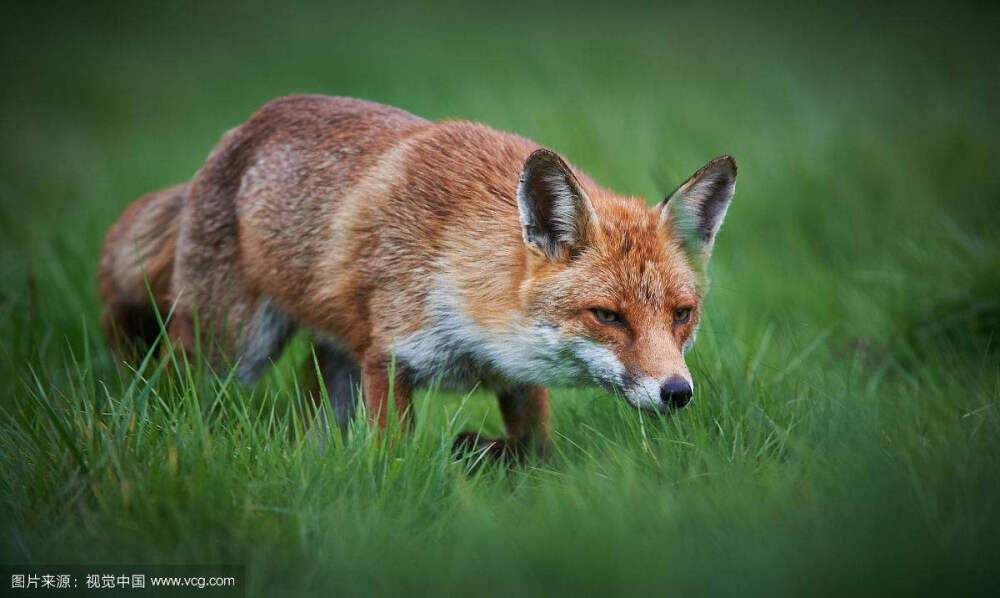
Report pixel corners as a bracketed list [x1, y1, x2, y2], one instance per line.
[2, 0, 999, 595]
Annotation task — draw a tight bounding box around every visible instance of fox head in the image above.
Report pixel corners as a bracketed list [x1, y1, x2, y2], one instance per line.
[517, 149, 736, 412]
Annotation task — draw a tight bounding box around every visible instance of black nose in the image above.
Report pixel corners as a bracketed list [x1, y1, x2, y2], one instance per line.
[660, 377, 693, 409]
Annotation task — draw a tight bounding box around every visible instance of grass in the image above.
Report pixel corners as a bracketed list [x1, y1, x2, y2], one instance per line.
[1, 0, 998, 595]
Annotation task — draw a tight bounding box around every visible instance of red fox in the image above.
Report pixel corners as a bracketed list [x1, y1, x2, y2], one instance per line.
[99, 95, 736, 456]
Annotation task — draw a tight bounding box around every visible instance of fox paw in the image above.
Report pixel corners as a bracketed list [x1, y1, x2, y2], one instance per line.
[452, 432, 511, 464]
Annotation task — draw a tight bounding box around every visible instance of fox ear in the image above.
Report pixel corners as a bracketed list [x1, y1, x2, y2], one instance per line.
[517, 149, 598, 261]
[659, 155, 737, 259]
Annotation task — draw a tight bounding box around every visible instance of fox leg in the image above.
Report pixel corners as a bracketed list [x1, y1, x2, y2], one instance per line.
[361, 352, 413, 433]
[166, 145, 270, 372]
[163, 290, 280, 376]
[165, 311, 197, 362]
[499, 386, 551, 453]
[454, 385, 551, 460]
[302, 341, 362, 435]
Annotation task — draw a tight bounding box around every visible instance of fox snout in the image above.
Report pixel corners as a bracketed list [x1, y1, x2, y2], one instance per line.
[660, 375, 693, 410]
[619, 372, 694, 414]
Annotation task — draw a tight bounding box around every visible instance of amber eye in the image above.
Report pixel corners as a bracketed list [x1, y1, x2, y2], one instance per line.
[590, 308, 625, 326]
[673, 307, 692, 325]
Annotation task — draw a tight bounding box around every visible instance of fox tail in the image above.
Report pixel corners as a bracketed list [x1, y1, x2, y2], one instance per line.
[98, 183, 186, 357]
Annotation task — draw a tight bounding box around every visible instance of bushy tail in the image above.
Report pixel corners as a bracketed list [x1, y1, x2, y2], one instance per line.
[99, 183, 186, 356]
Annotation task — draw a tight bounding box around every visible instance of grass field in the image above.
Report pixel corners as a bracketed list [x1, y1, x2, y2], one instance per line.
[1, 1, 999, 595]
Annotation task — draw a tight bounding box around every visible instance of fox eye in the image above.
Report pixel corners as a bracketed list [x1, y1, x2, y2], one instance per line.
[590, 308, 625, 326]
[673, 307, 692, 325]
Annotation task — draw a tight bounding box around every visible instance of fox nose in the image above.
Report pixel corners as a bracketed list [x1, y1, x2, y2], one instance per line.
[660, 376, 693, 409]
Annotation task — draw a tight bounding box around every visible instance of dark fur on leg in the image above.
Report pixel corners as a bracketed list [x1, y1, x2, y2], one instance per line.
[452, 432, 531, 471]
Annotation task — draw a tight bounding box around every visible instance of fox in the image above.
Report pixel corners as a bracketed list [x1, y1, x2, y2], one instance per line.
[99, 94, 737, 457]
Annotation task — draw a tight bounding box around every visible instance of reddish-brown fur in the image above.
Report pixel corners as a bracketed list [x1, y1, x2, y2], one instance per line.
[99, 95, 736, 456]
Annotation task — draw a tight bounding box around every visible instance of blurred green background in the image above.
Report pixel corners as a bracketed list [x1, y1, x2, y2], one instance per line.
[1, 1, 998, 595]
